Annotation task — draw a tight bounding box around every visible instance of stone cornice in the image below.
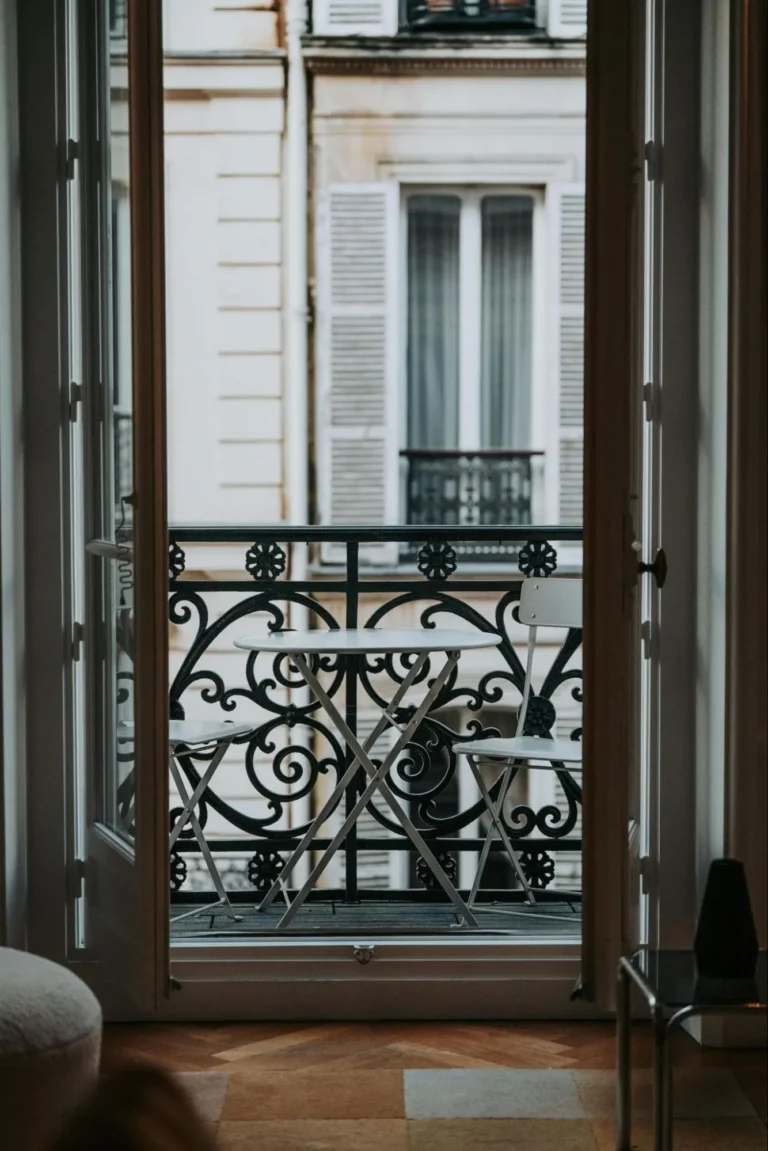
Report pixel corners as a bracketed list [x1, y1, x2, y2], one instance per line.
[302, 37, 585, 76]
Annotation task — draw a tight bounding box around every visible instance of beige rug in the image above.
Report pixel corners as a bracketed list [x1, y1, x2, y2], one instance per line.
[175, 1070, 231, 1123]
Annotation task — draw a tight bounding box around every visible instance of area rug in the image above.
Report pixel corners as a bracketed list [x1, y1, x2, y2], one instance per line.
[174, 1066, 765, 1150]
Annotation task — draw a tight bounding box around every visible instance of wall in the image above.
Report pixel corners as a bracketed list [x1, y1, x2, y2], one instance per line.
[163, 5, 286, 528]
[695, 0, 729, 891]
[0, 0, 25, 949]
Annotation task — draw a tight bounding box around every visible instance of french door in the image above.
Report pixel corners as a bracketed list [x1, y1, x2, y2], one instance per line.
[78, 0, 170, 1010]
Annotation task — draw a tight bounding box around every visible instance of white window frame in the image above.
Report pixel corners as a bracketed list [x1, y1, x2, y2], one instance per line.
[399, 184, 546, 460]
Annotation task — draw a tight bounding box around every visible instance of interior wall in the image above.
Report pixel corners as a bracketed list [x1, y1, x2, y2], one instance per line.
[0, 0, 26, 950]
[695, 0, 729, 895]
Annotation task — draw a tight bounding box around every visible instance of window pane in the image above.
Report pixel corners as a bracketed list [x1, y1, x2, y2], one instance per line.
[481, 196, 533, 449]
[407, 195, 460, 449]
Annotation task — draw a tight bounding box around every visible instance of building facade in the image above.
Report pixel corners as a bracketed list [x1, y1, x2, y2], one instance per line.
[153, 0, 587, 897]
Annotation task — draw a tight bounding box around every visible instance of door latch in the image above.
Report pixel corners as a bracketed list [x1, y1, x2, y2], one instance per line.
[638, 547, 667, 588]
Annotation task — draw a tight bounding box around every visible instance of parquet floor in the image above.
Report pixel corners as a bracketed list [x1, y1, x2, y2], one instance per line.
[102, 1021, 767, 1150]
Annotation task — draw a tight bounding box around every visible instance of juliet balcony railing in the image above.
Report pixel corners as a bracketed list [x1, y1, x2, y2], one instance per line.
[401, 449, 543, 565]
[404, 0, 537, 32]
[164, 524, 583, 931]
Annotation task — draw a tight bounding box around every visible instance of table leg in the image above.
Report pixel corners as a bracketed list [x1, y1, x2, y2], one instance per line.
[257, 652, 430, 912]
[652, 1011, 672, 1151]
[616, 961, 631, 1150]
[279, 652, 478, 929]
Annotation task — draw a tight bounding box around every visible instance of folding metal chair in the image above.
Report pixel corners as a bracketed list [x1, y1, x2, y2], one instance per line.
[453, 577, 583, 908]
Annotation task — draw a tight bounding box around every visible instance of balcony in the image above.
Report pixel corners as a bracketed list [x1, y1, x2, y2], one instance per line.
[404, 0, 538, 33]
[165, 524, 583, 937]
[401, 449, 543, 565]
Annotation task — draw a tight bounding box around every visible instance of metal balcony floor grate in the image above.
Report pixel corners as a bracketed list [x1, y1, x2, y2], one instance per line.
[170, 899, 582, 940]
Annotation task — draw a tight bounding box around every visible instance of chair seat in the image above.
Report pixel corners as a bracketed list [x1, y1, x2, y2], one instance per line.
[454, 735, 583, 765]
[169, 720, 255, 746]
[118, 720, 255, 746]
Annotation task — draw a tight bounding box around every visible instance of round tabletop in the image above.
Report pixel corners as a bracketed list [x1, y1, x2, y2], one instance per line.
[233, 627, 502, 656]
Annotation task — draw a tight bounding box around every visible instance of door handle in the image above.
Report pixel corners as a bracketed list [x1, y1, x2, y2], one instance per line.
[638, 547, 667, 588]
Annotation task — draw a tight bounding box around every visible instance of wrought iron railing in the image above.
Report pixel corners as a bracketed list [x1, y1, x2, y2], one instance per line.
[404, 0, 537, 31]
[165, 524, 583, 916]
[401, 449, 542, 564]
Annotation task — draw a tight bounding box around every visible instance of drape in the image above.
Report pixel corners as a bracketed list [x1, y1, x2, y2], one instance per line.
[407, 195, 460, 449]
[481, 196, 533, 449]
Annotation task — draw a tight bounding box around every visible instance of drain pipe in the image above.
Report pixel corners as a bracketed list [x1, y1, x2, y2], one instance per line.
[285, 0, 309, 548]
[284, 0, 311, 881]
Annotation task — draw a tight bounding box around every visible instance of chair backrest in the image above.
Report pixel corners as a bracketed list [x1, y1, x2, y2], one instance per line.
[518, 576, 582, 629]
[514, 577, 582, 737]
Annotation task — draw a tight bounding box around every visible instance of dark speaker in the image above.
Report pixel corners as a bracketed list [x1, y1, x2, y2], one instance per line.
[694, 858, 759, 980]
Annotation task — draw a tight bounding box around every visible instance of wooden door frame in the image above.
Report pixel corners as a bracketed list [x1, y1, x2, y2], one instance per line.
[128, 0, 171, 1005]
[581, 0, 646, 1009]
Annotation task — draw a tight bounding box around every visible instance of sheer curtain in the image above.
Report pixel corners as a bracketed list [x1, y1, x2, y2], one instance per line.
[481, 196, 533, 449]
[407, 195, 460, 448]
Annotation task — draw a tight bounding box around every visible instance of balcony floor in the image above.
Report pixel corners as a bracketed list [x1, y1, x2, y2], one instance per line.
[170, 898, 582, 940]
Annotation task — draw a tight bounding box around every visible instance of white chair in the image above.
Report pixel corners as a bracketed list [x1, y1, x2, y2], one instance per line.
[118, 720, 256, 924]
[167, 720, 257, 923]
[453, 577, 583, 909]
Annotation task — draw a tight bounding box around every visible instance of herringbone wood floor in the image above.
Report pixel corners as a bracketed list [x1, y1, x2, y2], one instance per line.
[102, 1020, 766, 1075]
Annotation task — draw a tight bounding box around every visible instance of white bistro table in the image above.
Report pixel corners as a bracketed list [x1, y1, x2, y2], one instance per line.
[233, 627, 501, 930]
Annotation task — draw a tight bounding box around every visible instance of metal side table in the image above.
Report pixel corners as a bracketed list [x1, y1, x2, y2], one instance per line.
[617, 948, 767, 1151]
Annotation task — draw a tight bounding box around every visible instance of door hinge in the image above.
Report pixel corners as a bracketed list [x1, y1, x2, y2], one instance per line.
[67, 857, 87, 900]
[643, 382, 656, 422]
[644, 139, 659, 182]
[65, 138, 79, 181]
[71, 621, 84, 662]
[641, 619, 653, 660]
[639, 855, 655, 896]
[69, 382, 83, 422]
[353, 943, 375, 965]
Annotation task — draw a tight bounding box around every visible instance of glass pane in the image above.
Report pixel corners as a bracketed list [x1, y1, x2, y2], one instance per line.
[480, 195, 533, 449]
[88, 0, 135, 841]
[406, 195, 460, 449]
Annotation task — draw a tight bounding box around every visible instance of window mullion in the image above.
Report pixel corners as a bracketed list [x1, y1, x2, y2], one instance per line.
[458, 193, 481, 451]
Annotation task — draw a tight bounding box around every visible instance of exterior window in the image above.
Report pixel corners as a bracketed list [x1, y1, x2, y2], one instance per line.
[406, 190, 534, 454]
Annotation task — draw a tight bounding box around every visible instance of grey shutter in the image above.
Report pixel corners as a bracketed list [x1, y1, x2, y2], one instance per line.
[316, 183, 399, 565]
[549, 184, 585, 532]
[547, 0, 588, 39]
[313, 0, 398, 36]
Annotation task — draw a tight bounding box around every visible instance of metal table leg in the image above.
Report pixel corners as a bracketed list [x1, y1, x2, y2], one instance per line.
[652, 1009, 670, 1151]
[257, 652, 431, 913]
[278, 651, 478, 929]
[616, 961, 631, 1150]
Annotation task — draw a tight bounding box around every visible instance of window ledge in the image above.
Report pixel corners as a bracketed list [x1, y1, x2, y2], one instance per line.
[302, 35, 586, 74]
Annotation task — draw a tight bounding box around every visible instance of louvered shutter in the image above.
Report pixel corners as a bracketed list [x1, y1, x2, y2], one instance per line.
[547, 0, 588, 39]
[548, 184, 585, 537]
[316, 183, 399, 566]
[313, 0, 398, 36]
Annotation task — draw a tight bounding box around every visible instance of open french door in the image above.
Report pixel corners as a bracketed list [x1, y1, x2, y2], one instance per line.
[581, 0, 648, 1008]
[80, 0, 169, 1010]
[583, 0, 702, 1007]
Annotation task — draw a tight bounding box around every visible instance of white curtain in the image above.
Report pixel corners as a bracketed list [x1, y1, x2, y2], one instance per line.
[481, 196, 533, 449]
[407, 195, 460, 448]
